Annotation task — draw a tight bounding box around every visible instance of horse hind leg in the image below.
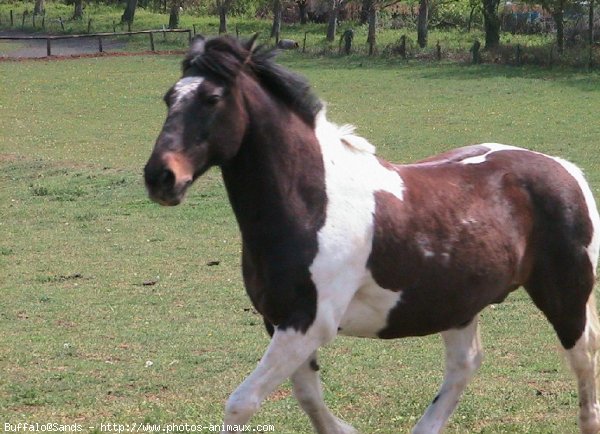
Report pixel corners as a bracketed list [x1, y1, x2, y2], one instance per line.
[525, 268, 600, 434]
[566, 291, 600, 434]
[291, 352, 358, 434]
[412, 316, 483, 434]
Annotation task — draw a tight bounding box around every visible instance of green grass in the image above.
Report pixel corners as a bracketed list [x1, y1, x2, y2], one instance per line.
[1, 55, 600, 433]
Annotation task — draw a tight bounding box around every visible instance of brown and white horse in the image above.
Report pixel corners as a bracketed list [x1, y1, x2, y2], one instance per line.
[144, 35, 600, 434]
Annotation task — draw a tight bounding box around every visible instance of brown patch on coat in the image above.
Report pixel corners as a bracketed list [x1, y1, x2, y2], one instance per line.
[368, 147, 595, 348]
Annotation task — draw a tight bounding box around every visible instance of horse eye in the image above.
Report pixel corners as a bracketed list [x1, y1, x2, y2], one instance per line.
[206, 94, 221, 106]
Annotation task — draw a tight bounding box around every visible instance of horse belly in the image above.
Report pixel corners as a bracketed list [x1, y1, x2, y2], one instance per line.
[338, 278, 402, 338]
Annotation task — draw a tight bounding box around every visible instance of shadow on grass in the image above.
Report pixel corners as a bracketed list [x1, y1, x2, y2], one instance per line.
[280, 50, 600, 93]
[412, 63, 600, 91]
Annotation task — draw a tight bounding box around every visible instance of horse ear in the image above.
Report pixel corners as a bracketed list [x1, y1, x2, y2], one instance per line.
[189, 35, 206, 55]
[244, 33, 260, 53]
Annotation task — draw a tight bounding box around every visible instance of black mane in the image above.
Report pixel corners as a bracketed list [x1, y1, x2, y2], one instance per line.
[182, 36, 323, 126]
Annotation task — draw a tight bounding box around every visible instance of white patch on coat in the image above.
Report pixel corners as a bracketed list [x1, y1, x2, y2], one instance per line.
[550, 156, 600, 275]
[460, 143, 524, 165]
[339, 277, 402, 337]
[308, 109, 405, 335]
[171, 77, 204, 111]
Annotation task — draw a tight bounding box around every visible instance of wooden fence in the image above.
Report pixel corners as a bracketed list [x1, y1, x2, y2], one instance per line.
[0, 29, 192, 56]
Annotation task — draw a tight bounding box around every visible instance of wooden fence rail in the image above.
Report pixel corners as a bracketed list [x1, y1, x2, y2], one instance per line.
[0, 29, 192, 56]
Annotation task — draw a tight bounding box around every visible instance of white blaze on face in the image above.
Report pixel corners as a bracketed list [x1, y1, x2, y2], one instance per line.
[171, 77, 205, 111]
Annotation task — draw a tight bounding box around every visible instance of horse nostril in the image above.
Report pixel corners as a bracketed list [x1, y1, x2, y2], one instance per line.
[160, 168, 175, 187]
[144, 163, 176, 190]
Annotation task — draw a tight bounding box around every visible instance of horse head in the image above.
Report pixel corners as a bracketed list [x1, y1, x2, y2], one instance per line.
[144, 35, 258, 206]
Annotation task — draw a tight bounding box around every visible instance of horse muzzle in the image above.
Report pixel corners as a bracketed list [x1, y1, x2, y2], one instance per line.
[144, 152, 194, 206]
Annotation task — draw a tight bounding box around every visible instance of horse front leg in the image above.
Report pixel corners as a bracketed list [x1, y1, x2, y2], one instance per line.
[221, 305, 341, 433]
[412, 316, 483, 434]
[291, 352, 358, 434]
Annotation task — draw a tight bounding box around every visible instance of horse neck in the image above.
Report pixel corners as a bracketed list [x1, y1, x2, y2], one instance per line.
[220, 79, 326, 247]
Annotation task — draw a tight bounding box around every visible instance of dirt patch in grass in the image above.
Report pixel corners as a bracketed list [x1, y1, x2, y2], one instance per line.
[0, 48, 185, 61]
[0, 30, 184, 60]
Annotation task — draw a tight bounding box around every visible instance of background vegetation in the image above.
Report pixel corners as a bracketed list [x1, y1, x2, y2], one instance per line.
[0, 0, 599, 67]
[1, 53, 600, 432]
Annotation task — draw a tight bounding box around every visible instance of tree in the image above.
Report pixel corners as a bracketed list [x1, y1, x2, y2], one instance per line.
[34, 0, 45, 15]
[296, 0, 308, 24]
[168, 0, 180, 29]
[417, 0, 428, 48]
[527, 0, 574, 53]
[482, 0, 500, 48]
[121, 0, 138, 23]
[216, 0, 234, 34]
[367, 0, 377, 53]
[364, 0, 401, 53]
[73, 0, 84, 19]
[271, 0, 282, 40]
[589, 0, 595, 67]
[538, 0, 567, 53]
[467, 0, 480, 32]
[326, 0, 339, 41]
[360, 0, 372, 24]
[590, 0, 595, 45]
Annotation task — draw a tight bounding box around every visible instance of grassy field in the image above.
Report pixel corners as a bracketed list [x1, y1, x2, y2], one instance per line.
[1, 53, 600, 433]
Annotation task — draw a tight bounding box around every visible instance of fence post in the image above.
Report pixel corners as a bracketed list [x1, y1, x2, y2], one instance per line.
[187, 29, 192, 44]
[98, 37, 103, 53]
[113, 20, 116, 33]
[128, 21, 131, 33]
[193, 24, 196, 35]
[470, 40, 481, 64]
[21, 11, 26, 29]
[87, 18, 92, 33]
[303, 31, 307, 53]
[46, 38, 51, 56]
[42, 15, 45, 30]
[10, 10, 14, 27]
[436, 40, 441, 60]
[149, 31, 155, 51]
[32, 13, 35, 29]
[59, 16, 64, 31]
[399, 35, 406, 59]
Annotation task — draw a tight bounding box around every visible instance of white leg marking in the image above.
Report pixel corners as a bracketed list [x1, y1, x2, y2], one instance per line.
[291, 353, 358, 434]
[222, 328, 330, 432]
[412, 317, 483, 434]
[567, 292, 600, 434]
[221, 295, 353, 433]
